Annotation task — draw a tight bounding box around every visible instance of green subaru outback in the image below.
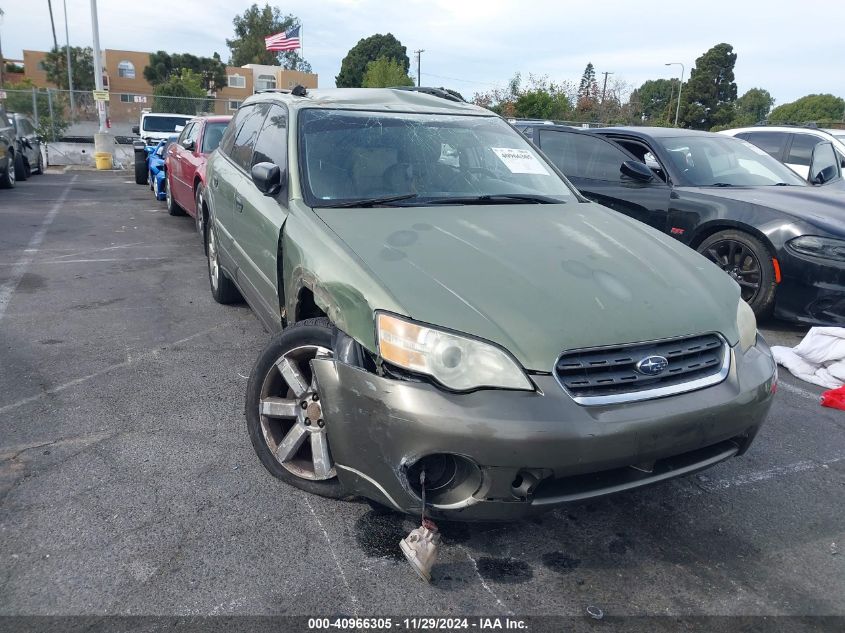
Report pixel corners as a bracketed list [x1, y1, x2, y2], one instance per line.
[202, 88, 776, 521]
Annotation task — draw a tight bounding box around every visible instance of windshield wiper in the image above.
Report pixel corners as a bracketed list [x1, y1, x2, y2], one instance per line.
[773, 182, 794, 186]
[323, 193, 418, 208]
[425, 193, 562, 205]
[709, 182, 735, 187]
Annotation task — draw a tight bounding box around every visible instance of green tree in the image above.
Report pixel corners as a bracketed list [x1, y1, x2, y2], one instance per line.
[152, 69, 209, 115]
[144, 51, 226, 91]
[768, 93, 845, 124]
[472, 74, 572, 120]
[728, 88, 775, 127]
[361, 56, 413, 88]
[576, 62, 598, 110]
[631, 78, 678, 123]
[336, 33, 409, 88]
[41, 46, 95, 90]
[680, 43, 738, 129]
[226, 3, 311, 71]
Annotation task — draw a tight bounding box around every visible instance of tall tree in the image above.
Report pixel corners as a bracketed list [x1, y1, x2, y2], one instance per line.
[631, 78, 678, 123]
[153, 69, 210, 115]
[144, 51, 226, 91]
[680, 43, 738, 130]
[336, 33, 409, 88]
[732, 88, 775, 125]
[768, 94, 845, 124]
[41, 46, 94, 90]
[576, 62, 599, 114]
[361, 57, 413, 88]
[226, 3, 311, 71]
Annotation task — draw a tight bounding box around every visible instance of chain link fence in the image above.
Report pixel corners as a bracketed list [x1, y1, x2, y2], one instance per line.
[1, 88, 238, 140]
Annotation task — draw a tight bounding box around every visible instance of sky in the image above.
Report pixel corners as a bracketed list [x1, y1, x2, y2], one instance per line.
[1, 0, 843, 106]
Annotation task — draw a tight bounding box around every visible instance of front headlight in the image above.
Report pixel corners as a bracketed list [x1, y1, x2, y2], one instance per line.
[376, 313, 533, 391]
[787, 235, 845, 261]
[736, 300, 757, 352]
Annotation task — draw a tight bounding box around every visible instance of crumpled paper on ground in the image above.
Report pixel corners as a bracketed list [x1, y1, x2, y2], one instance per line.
[770, 327, 845, 390]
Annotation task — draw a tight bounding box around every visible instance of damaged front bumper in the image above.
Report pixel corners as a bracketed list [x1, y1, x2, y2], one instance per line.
[312, 338, 776, 522]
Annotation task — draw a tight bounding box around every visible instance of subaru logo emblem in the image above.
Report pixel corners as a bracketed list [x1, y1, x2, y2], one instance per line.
[636, 355, 668, 376]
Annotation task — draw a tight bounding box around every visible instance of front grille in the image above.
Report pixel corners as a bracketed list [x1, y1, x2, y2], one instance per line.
[555, 333, 728, 405]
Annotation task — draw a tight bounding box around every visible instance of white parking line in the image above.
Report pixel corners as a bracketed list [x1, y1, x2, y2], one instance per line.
[697, 455, 845, 492]
[777, 380, 823, 402]
[0, 176, 77, 322]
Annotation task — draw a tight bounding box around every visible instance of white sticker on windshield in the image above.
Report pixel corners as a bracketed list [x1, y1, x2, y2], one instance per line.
[491, 147, 549, 175]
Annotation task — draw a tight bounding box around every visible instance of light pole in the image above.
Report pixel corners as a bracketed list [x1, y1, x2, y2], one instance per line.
[90, 0, 107, 133]
[63, 0, 75, 116]
[414, 49, 424, 87]
[665, 62, 684, 127]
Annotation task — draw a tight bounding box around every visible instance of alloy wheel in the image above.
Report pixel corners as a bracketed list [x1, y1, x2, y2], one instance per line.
[702, 239, 762, 303]
[207, 225, 219, 291]
[258, 344, 336, 481]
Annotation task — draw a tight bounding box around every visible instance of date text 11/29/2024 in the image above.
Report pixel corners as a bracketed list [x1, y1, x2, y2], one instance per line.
[307, 617, 529, 630]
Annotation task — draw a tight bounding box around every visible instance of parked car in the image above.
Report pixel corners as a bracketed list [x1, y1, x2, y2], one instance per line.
[7, 112, 43, 180]
[521, 123, 845, 325]
[164, 115, 231, 226]
[133, 112, 193, 185]
[201, 88, 776, 521]
[0, 106, 17, 188]
[720, 126, 845, 181]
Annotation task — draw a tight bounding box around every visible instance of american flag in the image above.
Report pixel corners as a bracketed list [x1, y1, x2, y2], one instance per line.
[265, 25, 301, 52]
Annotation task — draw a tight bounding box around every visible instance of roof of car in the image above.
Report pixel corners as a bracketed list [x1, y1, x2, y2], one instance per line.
[243, 87, 493, 116]
[590, 126, 721, 138]
[190, 115, 232, 124]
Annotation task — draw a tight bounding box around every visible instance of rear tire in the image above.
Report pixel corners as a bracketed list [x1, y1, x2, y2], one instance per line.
[697, 229, 776, 319]
[134, 151, 147, 185]
[245, 317, 347, 499]
[166, 173, 184, 216]
[205, 219, 242, 304]
[33, 151, 43, 175]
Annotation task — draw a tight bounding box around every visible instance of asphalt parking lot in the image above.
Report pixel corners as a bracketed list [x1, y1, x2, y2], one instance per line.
[1, 170, 844, 621]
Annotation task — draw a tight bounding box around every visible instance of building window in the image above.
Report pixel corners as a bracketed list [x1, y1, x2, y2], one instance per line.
[256, 74, 276, 91]
[120, 93, 133, 103]
[228, 74, 246, 88]
[117, 60, 135, 78]
[228, 100, 242, 111]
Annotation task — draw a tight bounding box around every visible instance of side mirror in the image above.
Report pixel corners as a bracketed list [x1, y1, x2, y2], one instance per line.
[181, 138, 195, 151]
[621, 160, 654, 182]
[251, 162, 283, 196]
[808, 142, 840, 186]
[132, 125, 140, 135]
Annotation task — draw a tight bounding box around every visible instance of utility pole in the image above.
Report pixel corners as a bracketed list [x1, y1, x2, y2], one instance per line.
[414, 49, 424, 87]
[0, 8, 5, 89]
[600, 71, 614, 103]
[47, 1, 59, 50]
[63, 0, 75, 116]
[665, 62, 685, 127]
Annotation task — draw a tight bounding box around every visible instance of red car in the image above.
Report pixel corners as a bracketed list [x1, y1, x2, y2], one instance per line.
[165, 115, 232, 234]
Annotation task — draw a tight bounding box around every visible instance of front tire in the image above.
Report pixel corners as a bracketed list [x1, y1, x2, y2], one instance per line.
[697, 230, 776, 319]
[245, 317, 346, 499]
[205, 219, 242, 304]
[0, 154, 16, 188]
[33, 151, 43, 175]
[134, 151, 147, 185]
[14, 152, 27, 181]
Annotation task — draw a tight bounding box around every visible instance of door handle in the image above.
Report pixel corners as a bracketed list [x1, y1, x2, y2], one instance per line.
[235, 195, 244, 213]
[212, 176, 219, 188]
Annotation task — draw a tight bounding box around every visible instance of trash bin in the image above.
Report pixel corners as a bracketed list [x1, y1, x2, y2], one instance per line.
[94, 152, 113, 170]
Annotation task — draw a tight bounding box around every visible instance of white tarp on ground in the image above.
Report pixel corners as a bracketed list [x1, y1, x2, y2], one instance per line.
[771, 327, 845, 389]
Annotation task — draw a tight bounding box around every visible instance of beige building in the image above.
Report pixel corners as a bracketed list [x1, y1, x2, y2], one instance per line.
[19, 48, 318, 122]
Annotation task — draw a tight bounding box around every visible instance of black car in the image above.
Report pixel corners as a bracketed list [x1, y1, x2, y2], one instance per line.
[521, 124, 845, 325]
[7, 112, 43, 180]
[0, 106, 16, 188]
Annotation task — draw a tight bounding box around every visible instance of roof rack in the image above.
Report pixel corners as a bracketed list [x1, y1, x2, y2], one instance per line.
[254, 85, 308, 97]
[392, 86, 466, 103]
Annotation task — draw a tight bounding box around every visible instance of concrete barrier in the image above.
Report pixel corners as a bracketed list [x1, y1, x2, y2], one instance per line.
[45, 141, 133, 169]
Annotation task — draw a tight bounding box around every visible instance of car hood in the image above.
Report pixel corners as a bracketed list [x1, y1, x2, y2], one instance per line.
[315, 202, 740, 371]
[688, 186, 845, 236]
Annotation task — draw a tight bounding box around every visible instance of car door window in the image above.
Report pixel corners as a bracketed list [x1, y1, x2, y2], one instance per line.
[735, 132, 787, 160]
[177, 123, 194, 145]
[187, 123, 201, 147]
[251, 105, 288, 170]
[230, 104, 270, 172]
[786, 134, 822, 167]
[218, 105, 253, 157]
[539, 130, 632, 181]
